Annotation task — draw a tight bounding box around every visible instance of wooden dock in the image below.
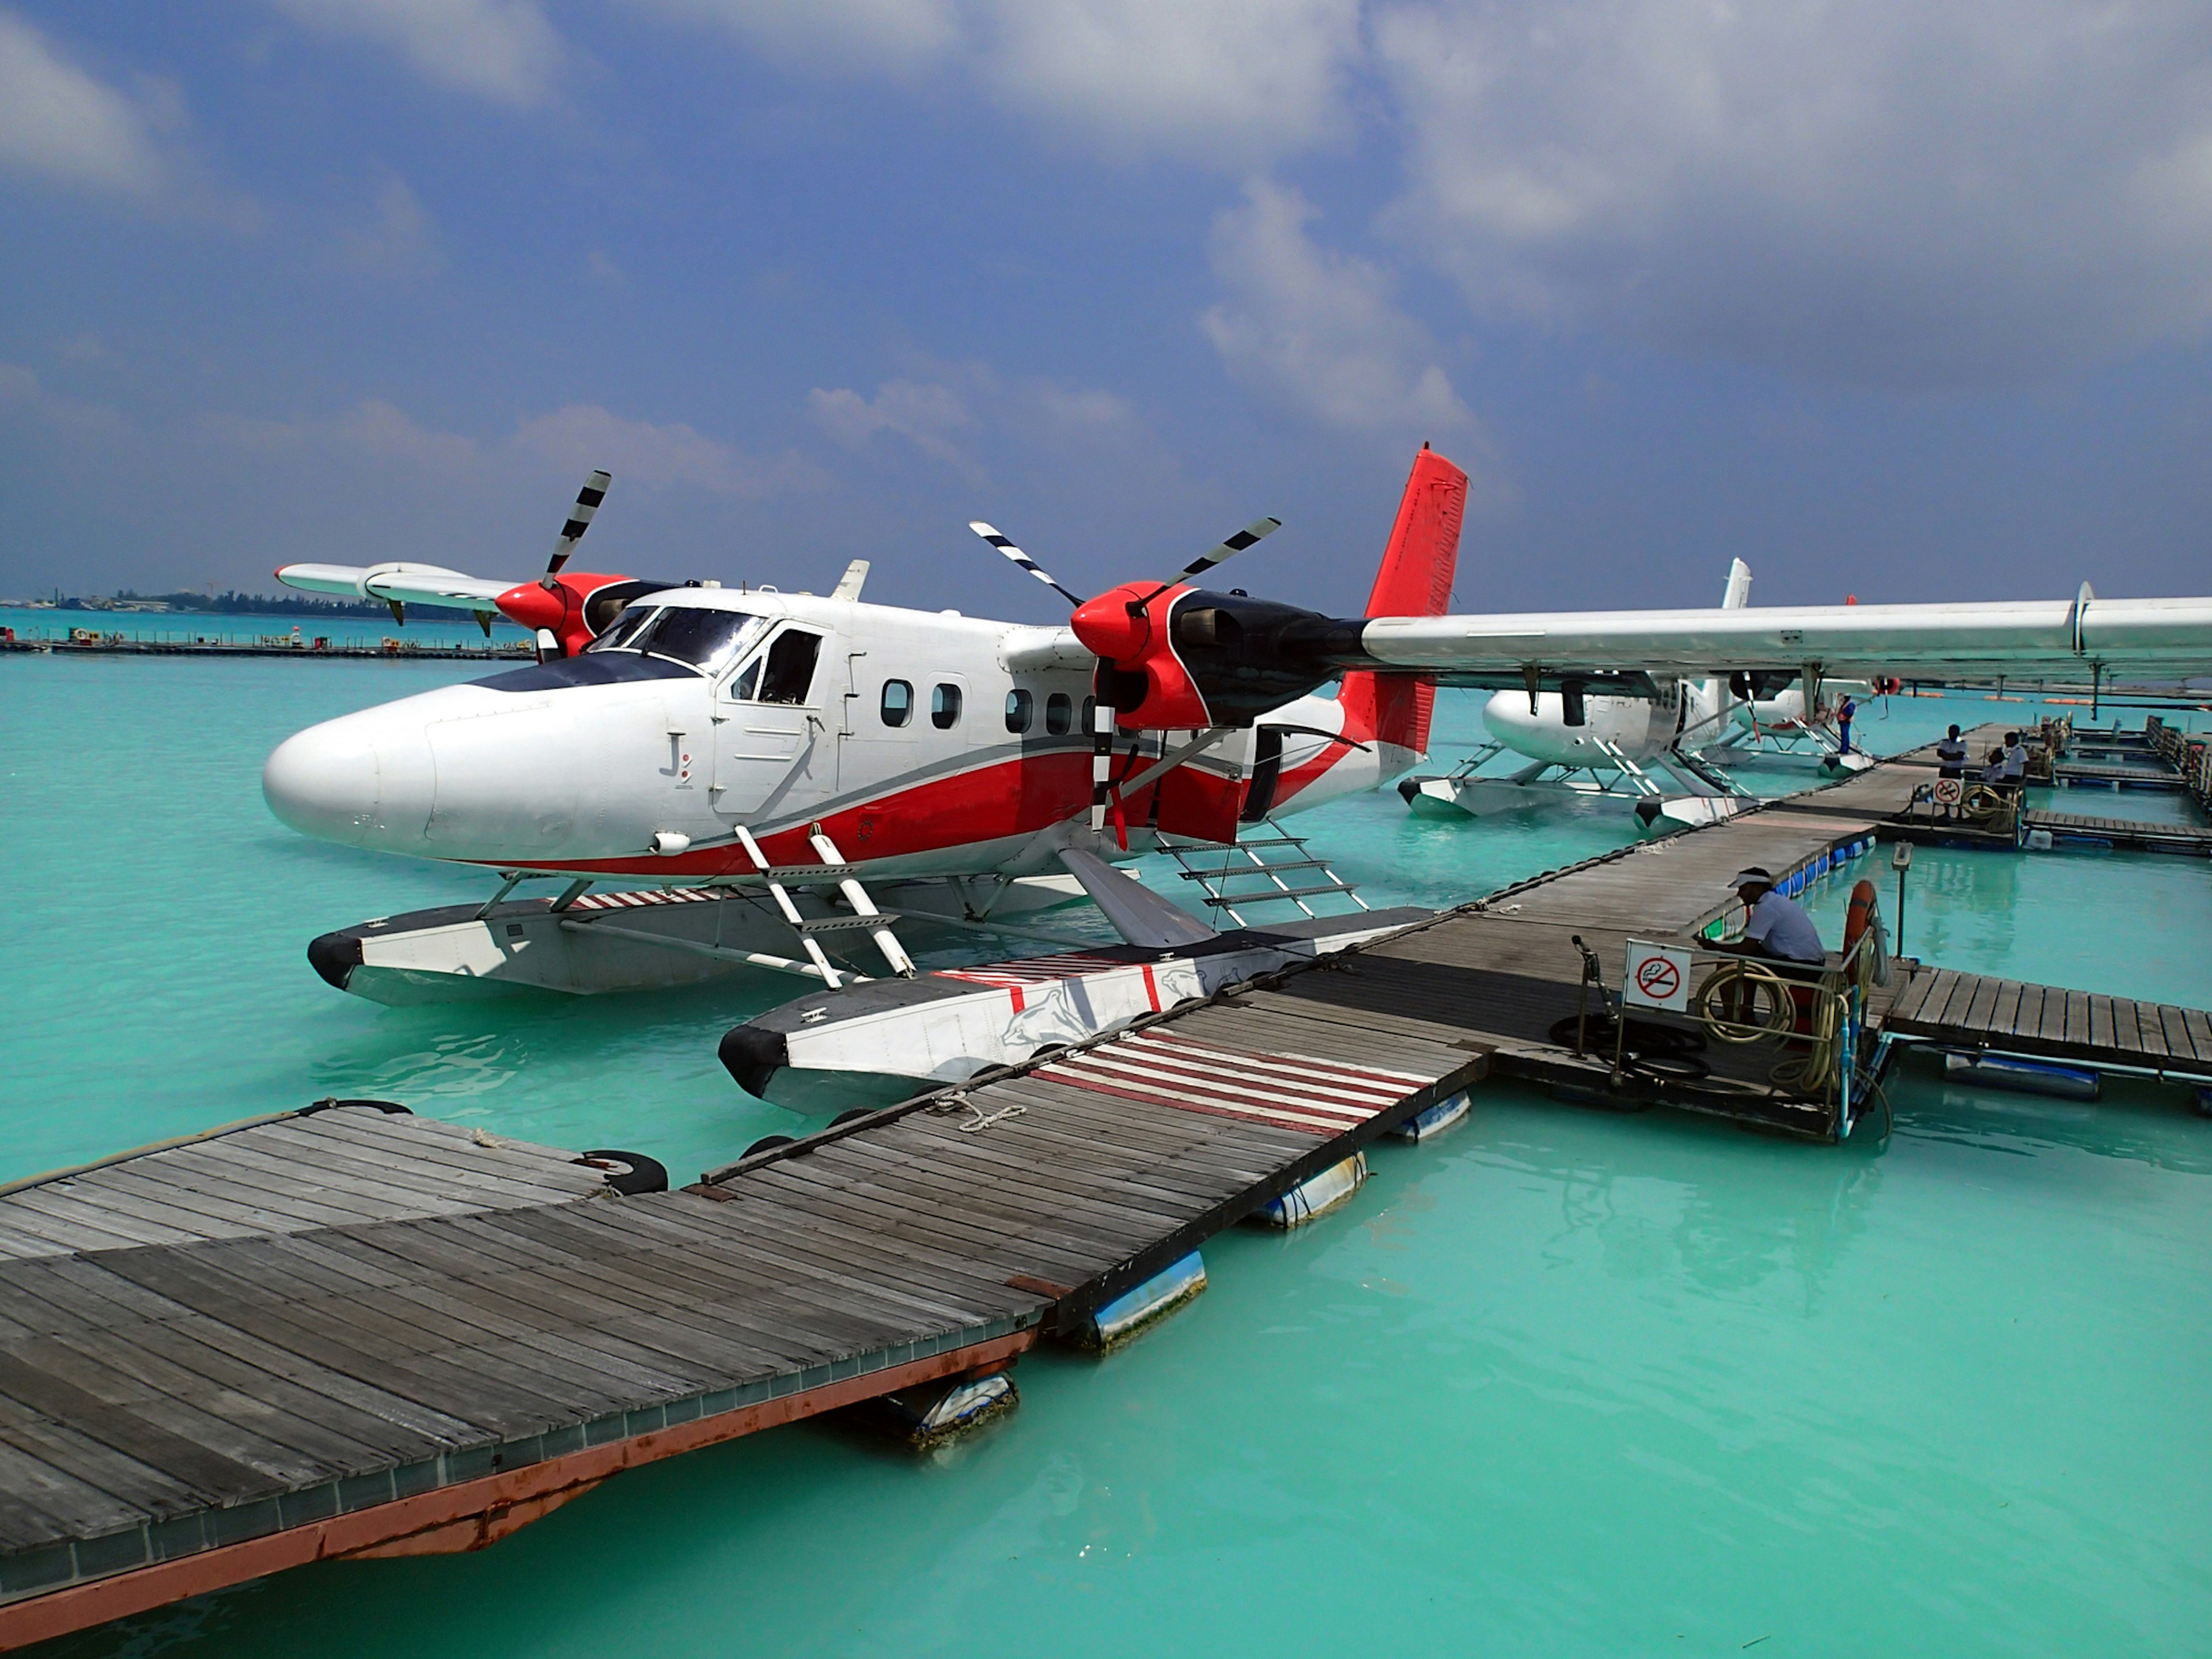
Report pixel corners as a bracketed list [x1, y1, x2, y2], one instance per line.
[2053, 759, 2184, 790]
[1878, 969, 2212, 1081]
[0, 1043, 1479, 1642]
[2022, 810, 2212, 855]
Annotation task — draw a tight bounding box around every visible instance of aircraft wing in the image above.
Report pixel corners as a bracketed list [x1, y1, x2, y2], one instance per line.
[276, 562, 517, 611]
[1357, 593, 2212, 684]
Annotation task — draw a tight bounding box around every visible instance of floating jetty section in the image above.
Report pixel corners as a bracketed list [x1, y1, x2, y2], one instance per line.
[0, 634, 527, 661]
[4, 731, 2208, 1646]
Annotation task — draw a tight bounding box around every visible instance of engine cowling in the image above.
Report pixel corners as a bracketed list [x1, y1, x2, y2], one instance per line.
[1071, 583, 1370, 729]
[496, 573, 672, 658]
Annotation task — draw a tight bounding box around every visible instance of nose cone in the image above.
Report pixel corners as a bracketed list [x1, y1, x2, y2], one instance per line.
[263, 722, 381, 844]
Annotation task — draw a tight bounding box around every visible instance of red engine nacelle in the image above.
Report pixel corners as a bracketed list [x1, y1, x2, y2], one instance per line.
[495, 572, 642, 659]
[1071, 581, 1215, 729]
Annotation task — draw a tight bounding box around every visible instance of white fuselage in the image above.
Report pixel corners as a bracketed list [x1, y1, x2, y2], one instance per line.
[263, 588, 1406, 883]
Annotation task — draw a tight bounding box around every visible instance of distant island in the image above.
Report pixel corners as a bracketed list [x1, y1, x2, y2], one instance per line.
[3, 588, 505, 623]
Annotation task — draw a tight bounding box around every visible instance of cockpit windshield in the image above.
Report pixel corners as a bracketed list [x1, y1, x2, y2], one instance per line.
[585, 605, 771, 675]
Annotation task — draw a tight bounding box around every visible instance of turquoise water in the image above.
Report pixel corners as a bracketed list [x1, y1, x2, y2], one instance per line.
[6, 657, 2212, 1657]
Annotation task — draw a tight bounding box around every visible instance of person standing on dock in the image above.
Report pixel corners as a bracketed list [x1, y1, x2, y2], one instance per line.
[2002, 730, 2029, 787]
[1836, 694, 1858, 755]
[1715, 868, 1827, 965]
[1935, 724, 1969, 818]
[1936, 725, 1968, 777]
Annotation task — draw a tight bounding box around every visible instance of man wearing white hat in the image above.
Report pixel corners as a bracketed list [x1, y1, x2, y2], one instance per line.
[1715, 866, 1827, 965]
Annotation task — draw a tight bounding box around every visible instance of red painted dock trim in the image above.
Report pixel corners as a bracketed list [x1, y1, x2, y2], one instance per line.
[0, 1330, 1034, 1653]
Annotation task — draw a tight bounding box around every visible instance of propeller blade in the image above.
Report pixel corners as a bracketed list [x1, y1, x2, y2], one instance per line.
[1090, 699, 1115, 834]
[1126, 516, 1284, 610]
[546, 470, 612, 579]
[971, 521, 1084, 608]
[1175, 515, 1281, 585]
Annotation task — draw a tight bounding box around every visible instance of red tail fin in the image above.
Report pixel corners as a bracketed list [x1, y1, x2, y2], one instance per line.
[1338, 446, 1467, 754]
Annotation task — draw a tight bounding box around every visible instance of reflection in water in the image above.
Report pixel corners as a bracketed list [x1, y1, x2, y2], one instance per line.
[1480, 1103, 1888, 1310]
[1883, 1051, 2212, 1175]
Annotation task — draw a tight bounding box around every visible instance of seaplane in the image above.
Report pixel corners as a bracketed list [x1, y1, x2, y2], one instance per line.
[263, 445, 2212, 1097]
[1397, 561, 1886, 828]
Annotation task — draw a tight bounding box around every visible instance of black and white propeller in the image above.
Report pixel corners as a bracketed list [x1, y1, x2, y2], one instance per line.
[544, 469, 612, 588]
[968, 513, 1283, 835]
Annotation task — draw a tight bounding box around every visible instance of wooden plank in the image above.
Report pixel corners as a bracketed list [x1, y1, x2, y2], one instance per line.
[2133, 1001, 2171, 1059]
[2010, 986, 2044, 1040]
[2180, 1006, 2212, 1065]
[2158, 1005, 2196, 1065]
[2089, 994, 2116, 1051]
[1990, 980, 2025, 1037]
[1963, 976, 2002, 1034]
[2109, 997, 2145, 1055]
[2035, 990, 2070, 1044]
[2063, 991, 2090, 1048]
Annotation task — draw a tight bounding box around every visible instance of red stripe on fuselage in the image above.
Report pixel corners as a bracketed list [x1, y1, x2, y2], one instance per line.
[488, 751, 1164, 879]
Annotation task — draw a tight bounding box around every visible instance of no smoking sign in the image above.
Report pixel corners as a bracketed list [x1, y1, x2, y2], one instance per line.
[1622, 940, 1692, 1012]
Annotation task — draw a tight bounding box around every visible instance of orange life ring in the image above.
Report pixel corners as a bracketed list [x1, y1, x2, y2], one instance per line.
[1842, 878, 1877, 959]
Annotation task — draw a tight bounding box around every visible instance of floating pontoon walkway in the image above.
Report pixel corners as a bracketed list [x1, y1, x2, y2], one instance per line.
[1880, 971, 2212, 1082]
[0, 1050, 1480, 1642]
[2020, 810, 2212, 855]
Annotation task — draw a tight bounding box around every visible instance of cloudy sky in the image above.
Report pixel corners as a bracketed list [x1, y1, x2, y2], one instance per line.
[3, 1, 2208, 620]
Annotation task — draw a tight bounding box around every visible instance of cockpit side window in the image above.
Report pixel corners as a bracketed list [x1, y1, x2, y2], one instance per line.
[583, 604, 660, 652]
[757, 629, 823, 704]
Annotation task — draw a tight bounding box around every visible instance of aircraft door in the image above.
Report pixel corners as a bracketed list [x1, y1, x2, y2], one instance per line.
[713, 625, 827, 820]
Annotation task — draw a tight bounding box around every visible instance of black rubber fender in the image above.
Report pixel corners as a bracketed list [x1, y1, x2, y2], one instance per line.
[718, 1025, 788, 1098]
[302, 1098, 411, 1116]
[740, 1134, 797, 1161]
[829, 1107, 876, 1128]
[574, 1149, 669, 1195]
[306, 931, 365, 991]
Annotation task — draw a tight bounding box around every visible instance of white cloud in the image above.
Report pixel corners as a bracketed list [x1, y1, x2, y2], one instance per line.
[194, 396, 818, 498]
[1036, 385, 1134, 429]
[643, 0, 961, 74]
[631, 0, 1362, 165]
[0, 10, 174, 195]
[1202, 179, 1471, 435]
[1374, 0, 2212, 387]
[334, 173, 443, 279]
[0, 359, 127, 437]
[808, 379, 977, 465]
[266, 0, 563, 107]
[982, 0, 1361, 164]
[512, 403, 825, 496]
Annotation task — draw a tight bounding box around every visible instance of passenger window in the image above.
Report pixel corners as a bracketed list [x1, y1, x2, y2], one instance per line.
[1045, 692, 1073, 736]
[881, 679, 913, 728]
[932, 683, 963, 730]
[1081, 696, 1097, 735]
[1005, 690, 1033, 733]
[758, 630, 822, 704]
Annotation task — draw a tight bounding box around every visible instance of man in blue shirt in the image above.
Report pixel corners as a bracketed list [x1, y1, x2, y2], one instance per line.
[1836, 695, 1857, 755]
[1715, 866, 1827, 964]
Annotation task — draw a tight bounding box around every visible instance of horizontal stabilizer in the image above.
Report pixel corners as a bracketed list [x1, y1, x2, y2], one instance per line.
[1058, 849, 1216, 949]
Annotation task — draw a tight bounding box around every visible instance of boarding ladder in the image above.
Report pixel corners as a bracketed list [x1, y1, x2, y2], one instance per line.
[1662, 744, 1750, 797]
[1162, 817, 1370, 929]
[733, 825, 916, 988]
[1588, 738, 1665, 797]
